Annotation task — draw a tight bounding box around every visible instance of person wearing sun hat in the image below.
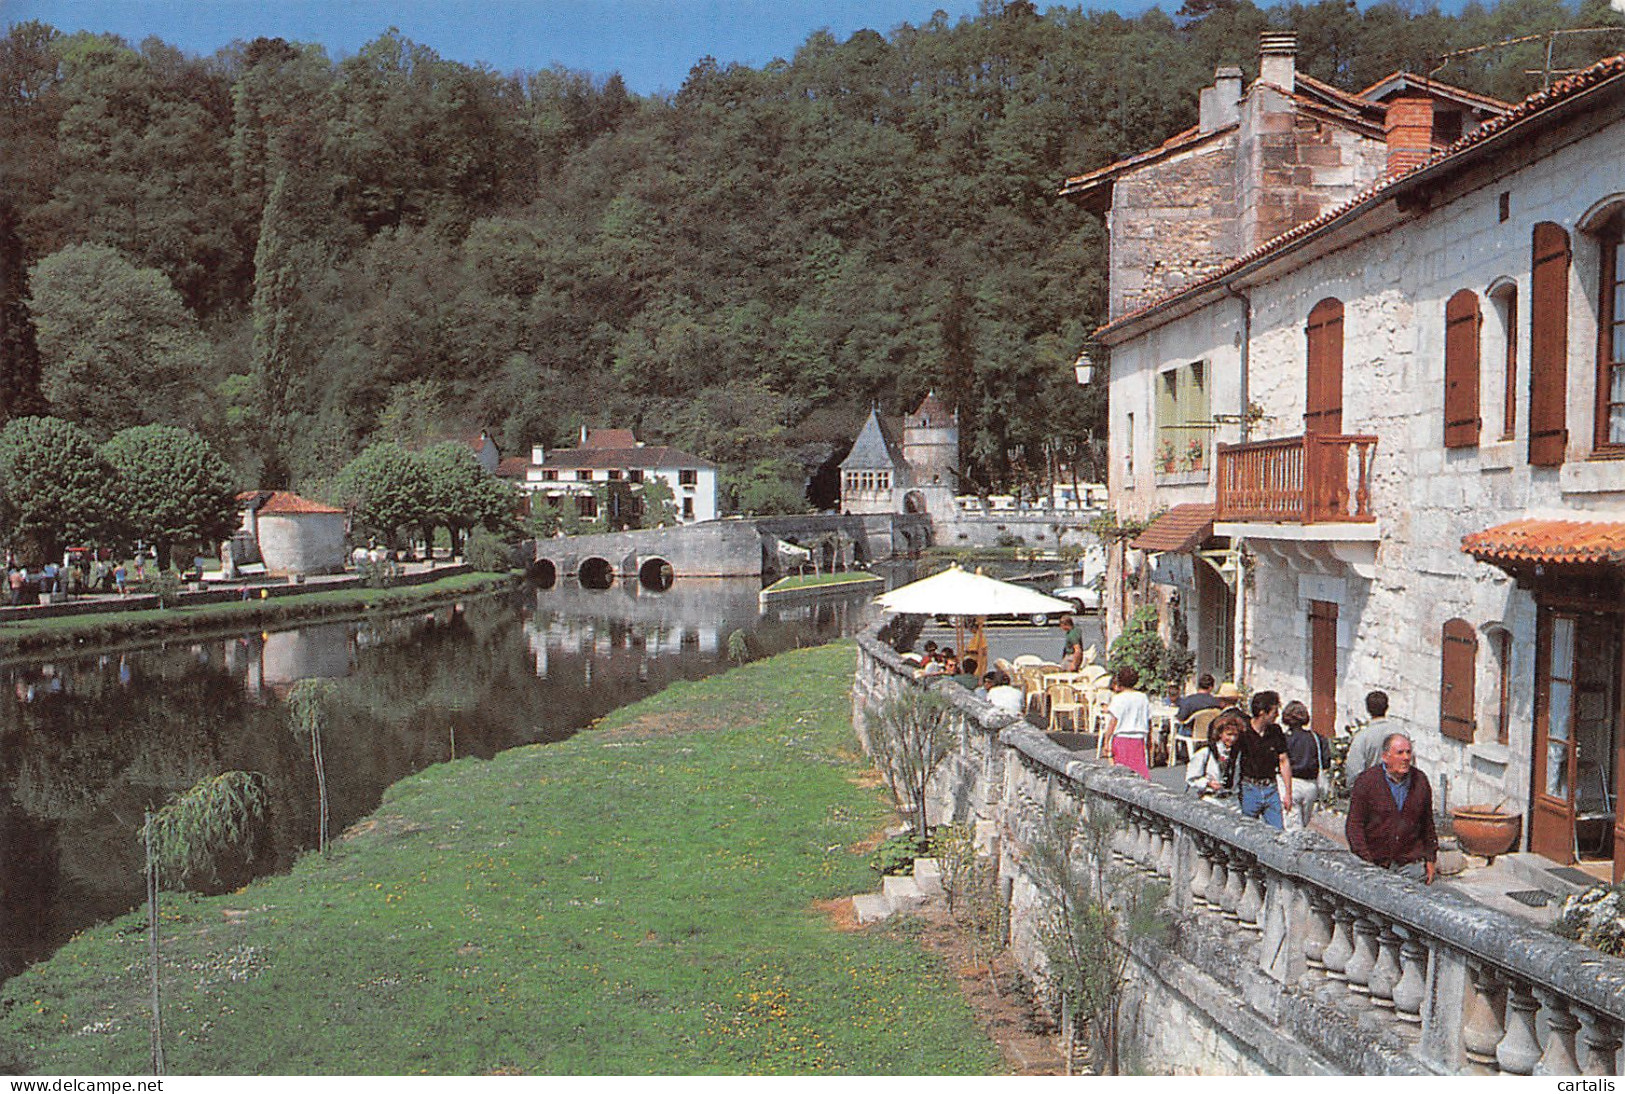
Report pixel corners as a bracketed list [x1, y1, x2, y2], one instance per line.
[1215, 681, 1243, 708]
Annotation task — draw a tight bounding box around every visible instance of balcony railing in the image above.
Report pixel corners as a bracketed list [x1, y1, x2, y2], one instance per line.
[1216, 433, 1378, 523]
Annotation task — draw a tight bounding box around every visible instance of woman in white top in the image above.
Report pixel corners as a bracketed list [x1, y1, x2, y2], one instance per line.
[1102, 666, 1152, 779]
[1185, 710, 1245, 801]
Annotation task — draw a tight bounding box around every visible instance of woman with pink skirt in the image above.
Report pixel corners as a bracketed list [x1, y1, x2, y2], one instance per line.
[1103, 666, 1152, 779]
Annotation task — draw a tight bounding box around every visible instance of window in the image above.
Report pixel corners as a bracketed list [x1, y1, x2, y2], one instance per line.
[1155, 361, 1210, 473]
[1529, 222, 1571, 466]
[607, 469, 622, 480]
[1124, 413, 1135, 479]
[576, 469, 593, 481]
[1596, 212, 1625, 452]
[1491, 627, 1513, 746]
[682, 497, 694, 519]
[1440, 618, 1477, 743]
[576, 494, 598, 518]
[679, 469, 698, 486]
[877, 471, 890, 491]
[1306, 298, 1345, 436]
[1490, 283, 1518, 439]
[1444, 289, 1482, 448]
[541, 469, 558, 482]
[628, 469, 644, 483]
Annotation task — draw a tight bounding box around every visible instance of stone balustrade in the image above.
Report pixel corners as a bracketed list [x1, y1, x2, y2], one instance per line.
[854, 628, 1625, 1075]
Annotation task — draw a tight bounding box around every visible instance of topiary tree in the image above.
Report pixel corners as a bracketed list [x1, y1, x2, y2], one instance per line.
[0, 415, 112, 562]
[333, 442, 433, 550]
[101, 425, 239, 571]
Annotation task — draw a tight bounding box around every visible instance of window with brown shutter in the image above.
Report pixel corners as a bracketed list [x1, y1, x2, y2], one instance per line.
[1441, 618, 1478, 743]
[1444, 289, 1482, 448]
[1529, 222, 1571, 466]
[1305, 298, 1344, 436]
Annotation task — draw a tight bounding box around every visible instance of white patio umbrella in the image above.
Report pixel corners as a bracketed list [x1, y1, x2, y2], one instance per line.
[876, 566, 1074, 667]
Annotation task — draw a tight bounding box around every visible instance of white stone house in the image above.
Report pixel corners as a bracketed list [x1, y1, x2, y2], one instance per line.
[1067, 32, 1509, 687]
[516, 427, 718, 524]
[235, 491, 348, 576]
[1097, 52, 1625, 873]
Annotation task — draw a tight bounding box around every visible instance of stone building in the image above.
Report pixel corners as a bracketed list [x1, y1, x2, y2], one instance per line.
[838, 393, 961, 524]
[1095, 48, 1625, 874]
[515, 427, 719, 525]
[235, 491, 347, 576]
[1068, 31, 1509, 687]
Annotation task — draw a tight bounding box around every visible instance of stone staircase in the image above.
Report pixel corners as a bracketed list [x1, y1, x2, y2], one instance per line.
[853, 857, 945, 924]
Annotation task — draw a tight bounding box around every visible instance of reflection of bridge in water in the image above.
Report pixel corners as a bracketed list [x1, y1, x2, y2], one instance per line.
[530, 513, 931, 587]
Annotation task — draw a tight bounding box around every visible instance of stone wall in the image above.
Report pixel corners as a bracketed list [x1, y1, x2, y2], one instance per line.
[854, 628, 1625, 1075]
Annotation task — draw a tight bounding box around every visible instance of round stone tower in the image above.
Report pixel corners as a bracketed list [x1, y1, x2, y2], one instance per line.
[901, 392, 959, 522]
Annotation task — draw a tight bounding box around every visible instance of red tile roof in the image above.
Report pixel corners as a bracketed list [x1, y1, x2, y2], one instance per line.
[1463, 519, 1625, 566]
[495, 455, 530, 478]
[1059, 124, 1225, 203]
[1130, 503, 1217, 554]
[1099, 53, 1625, 341]
[237, 490, 345, 515]
[581, 428, 639, 449]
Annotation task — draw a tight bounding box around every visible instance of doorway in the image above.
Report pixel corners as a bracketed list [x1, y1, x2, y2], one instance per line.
[1531, 607, 1623, 870]
[1309, 599, 1338, 738]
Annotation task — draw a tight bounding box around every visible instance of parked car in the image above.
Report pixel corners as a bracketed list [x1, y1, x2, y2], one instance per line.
[1051, 580, 1102, 614]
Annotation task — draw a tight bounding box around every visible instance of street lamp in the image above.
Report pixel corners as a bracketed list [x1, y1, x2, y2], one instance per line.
[1073, 350, 1094, 386]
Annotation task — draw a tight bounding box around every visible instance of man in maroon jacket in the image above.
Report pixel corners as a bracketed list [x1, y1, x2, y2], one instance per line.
[1346, 733, 1438, 884]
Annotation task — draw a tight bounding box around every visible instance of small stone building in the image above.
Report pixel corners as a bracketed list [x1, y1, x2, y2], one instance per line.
[236, 491, 347, 576]
[838, 393, 960, 524]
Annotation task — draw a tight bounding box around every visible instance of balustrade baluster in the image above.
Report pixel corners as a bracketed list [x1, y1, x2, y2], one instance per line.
[1303, 890, 1333, 970]
[1345, 914, 1379, 994]
[1221, 848, 1246, 920]
[1128, 811, 1149, 868]
[1157, 821, 1176, 877]
[1209, 847, 1231, 915]
[1461, 961, 1505, 1074]
[1367, 923, 1402, 1010]
[1323, 903, 1354, 980]
[1579, 1009, 1622, 1077]
[1496, 981, 1543, 1076]
[1237, 862, 1264, 933]
[1189, 838, 1213, 906]
[1391, 933, 1426, 1025]
[1143, 815, 1162, 872]
[1111, 815, 1131, 863]
[1534, 992, 1582, 1076]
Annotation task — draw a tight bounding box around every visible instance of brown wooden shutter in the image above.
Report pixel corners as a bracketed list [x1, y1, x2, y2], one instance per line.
[1529, 222, 1571, 466]
[1444, 289, 1481, 448]
[1440, 617, 1478, 743]
[1305, 298, 1344, 436]
[1310, 599, 1339, 737]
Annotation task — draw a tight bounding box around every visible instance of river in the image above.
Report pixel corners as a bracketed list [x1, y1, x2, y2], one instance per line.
[0, 576, 886, 987]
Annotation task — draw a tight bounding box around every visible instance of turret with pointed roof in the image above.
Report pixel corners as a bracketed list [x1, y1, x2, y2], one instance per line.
[839, 406, 906, 515]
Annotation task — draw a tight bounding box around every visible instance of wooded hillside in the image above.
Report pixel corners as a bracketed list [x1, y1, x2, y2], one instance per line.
[3, 0, 1620, 510]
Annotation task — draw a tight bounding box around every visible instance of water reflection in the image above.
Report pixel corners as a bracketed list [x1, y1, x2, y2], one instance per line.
[0, 578, 880, 986]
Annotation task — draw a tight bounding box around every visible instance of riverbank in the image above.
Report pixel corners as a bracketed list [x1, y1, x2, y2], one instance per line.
[0, 570, 518, 660]
[0, 643, 1001, 1075]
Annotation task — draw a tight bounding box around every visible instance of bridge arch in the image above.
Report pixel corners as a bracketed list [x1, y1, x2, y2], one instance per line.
[578, 556, 615, 589]
[638, 557, 674, 591]
[527, 558, 557, 588]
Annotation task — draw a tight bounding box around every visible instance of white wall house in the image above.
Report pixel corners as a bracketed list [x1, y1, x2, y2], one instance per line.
[1097, 51, 1625, 873]
[517, 427, 718, 525]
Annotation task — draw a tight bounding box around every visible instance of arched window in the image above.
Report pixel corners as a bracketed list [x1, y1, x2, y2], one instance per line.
[1440, 618, 1478, 743]
[1488, 280, 1518, 439]
[1444, 289, 1482, 448]
[1595, 209, 1625, 452]
[1529, 222, 1571, 466]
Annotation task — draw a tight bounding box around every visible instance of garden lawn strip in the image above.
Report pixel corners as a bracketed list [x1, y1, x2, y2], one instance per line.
[0, 642, 1003, 1075]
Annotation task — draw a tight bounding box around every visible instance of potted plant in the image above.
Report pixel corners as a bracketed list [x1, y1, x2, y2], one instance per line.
[1185, 437, 1205, 471]
[1158, 439, 1177, 473]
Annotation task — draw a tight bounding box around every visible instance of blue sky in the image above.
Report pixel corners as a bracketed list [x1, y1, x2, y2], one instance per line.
[4, 0, 1135, 94]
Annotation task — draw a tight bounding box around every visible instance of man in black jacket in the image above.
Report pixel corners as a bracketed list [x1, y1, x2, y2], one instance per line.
[1346, 733, 1438, 884]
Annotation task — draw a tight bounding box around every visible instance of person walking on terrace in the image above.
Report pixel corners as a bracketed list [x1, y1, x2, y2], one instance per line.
[1235, 690, 1292, 829]
[1346, 732, 1438, 884]
[1057, 613, 1085, 670]
[1102, 666, 1152, 779]
[1281, 700, 1328, 832]
[1343, 690, 1394, 786]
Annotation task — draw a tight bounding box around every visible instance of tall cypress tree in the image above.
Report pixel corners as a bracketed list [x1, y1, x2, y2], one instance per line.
[248, 172, 310, 487]
[0, 199, 48, 423]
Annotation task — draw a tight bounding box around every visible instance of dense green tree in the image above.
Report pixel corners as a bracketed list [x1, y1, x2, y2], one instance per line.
[419, 441, 515, 554]
[27, 242, 208, 438]
[0, 415, 110, 561]
[0, 200, 49, 422]
[333, 442, 432, 549]
[100, 425, 238, 569]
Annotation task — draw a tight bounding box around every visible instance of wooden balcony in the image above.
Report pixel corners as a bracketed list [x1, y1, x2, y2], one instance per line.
[1215, 434, 1377, 523]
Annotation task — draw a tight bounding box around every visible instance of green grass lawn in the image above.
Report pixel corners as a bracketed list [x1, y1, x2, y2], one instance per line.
[760, 572, 883, 593]
[0, 643, 1002, 1076]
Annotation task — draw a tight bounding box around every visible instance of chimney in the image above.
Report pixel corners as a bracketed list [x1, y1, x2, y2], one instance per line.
[1258, 32, 1297, 92]
[531, 444, 546, 465]
[1199, 65, 1244, 132]
[1384, 94, 1434, 177]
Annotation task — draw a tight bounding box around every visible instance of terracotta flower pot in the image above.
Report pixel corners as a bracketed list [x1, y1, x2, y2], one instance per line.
[1451, 806, 1522, 862]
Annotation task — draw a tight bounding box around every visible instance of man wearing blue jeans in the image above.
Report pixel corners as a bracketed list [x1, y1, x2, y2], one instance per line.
[1235, 690, 1293, 830]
